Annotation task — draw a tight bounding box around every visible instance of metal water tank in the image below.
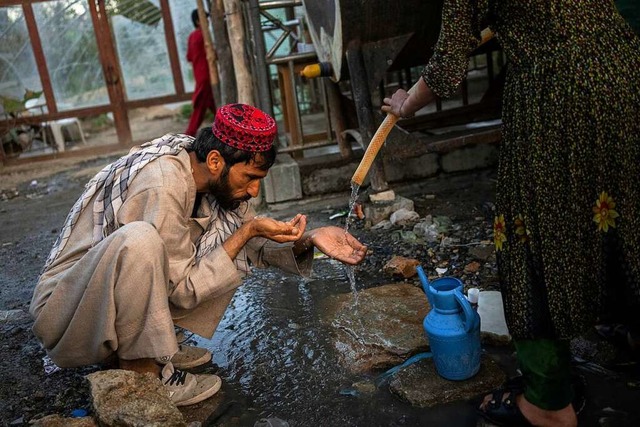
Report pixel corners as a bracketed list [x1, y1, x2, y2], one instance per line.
[302, 0, 443, 84]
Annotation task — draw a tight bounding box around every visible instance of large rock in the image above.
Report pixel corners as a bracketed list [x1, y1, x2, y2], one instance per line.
[363, 195, 414, 227]
[389, 355, 506, 407]
[86, 370, 186, 427]
[322, 283, 430, 373]
[383, 256, 420, 278]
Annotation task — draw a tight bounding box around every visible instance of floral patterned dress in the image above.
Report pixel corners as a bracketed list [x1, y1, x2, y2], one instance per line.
[421, 0, 640, 339]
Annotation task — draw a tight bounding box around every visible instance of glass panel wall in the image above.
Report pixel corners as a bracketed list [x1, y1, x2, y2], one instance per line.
[33, 0, 109, 111]
[108, 0, 174, 100]
[169, 0, 197, 93]
[0, 7, 45, 115]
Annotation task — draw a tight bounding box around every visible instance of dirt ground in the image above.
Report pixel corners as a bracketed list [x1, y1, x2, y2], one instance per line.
[0, 148, 495, 425]
[1, 149, 639, 426]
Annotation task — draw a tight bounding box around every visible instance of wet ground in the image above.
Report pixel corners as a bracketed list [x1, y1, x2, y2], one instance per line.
[1, 155, 640, 426]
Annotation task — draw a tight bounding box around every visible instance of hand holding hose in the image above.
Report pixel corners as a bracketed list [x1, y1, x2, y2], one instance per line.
[381, 78, 436, 118]
[351, 28, 495, 187]
[351, 79, 429, 186]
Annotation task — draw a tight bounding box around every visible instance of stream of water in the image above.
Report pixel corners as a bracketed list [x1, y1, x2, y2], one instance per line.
[344, 182, 361, 312]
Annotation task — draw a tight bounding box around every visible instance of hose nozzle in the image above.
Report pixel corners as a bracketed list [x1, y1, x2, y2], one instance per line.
[300, 62, 332, 78]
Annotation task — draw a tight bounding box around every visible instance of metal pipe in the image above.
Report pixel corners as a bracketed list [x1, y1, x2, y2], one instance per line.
[267, 51, 317, 65]
[260, 0, 302, 10]
[277, 139, 336, 153]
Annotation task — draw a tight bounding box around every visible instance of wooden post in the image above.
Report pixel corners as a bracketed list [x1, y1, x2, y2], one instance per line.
[196, 0, 220, 106]
[325, 79, 352, 159]
[223, 0, 254, 105]
[346, 40, 388, 192]
[211, 0, 236, 104]
[90, 0, 132, 147]
[247, 0, 273, 116]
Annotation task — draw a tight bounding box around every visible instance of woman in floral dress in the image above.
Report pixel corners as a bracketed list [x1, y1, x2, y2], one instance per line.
[383, 0, 640, 425]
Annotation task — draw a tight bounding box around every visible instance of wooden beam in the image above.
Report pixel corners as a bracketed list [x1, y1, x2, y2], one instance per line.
[90, 0, 132, 146]
[159, 0, 185, 95]
[125, 93, 192, 110]
[197, 0, 219, 86]
[0, 92, 193, 129]
[223, 0, 253, 104]
[22, 3, 57, 114]
[398, 101, 502, 132]
[0, 104, 112, 128]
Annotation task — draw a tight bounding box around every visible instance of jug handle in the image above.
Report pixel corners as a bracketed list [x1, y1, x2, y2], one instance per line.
[416, 266, 434, 306]
[454, 290, 476, 333]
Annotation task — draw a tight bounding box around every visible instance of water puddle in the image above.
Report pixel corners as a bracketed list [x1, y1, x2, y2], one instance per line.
[195, 261, 477, 425]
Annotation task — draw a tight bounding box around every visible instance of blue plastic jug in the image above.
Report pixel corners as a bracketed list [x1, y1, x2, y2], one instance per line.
[417, 266, 481, 380]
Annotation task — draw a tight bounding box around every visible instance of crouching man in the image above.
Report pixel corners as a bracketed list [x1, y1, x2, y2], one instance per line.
[30, 104, 366, 406]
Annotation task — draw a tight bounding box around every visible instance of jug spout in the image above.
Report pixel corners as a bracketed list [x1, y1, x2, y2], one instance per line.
[416, 266, 434, 306]
[416, 265, 429, 293]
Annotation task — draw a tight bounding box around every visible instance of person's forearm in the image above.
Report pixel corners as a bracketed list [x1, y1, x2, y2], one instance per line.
[400, 77, 435, 118]
[222, 221, 255, 260]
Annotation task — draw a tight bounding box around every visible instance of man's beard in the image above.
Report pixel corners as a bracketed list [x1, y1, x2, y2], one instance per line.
[208, 168, 249, 211]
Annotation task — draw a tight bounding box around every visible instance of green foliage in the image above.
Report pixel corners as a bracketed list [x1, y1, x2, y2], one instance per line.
[86, 114, 112, 131]
[179, 103, 215, 122]
[0, 89, 43, 114]
[180, 103, 193, 120]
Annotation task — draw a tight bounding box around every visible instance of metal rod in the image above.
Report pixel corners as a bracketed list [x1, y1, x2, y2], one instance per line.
[277, 139, 336, 153]
[267, 51, 316, 64]
[260, 0, 302, 10]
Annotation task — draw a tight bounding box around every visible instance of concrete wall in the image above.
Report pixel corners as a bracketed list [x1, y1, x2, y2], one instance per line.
[264, 131, 501, 203]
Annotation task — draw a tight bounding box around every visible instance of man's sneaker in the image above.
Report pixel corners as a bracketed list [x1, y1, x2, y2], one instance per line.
[155, 330, 213, 369]
[161, 362, 221, 407]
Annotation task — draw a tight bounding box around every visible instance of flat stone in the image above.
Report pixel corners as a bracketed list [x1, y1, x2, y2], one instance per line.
[464, 261, 481, 274]
[322, 283, 430, 373]
[383, 256, 420, 278]
[390, 208, 420, 226]
[369, 190, 396, 202]
[87, 369, 186, 426]
[389, 355, 506, 407]
[478, 291, 511, 346]
[468, 245, 494, 262]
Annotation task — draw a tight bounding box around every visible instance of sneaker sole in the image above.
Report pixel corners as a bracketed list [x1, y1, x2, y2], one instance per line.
[174, 375, 222, 407]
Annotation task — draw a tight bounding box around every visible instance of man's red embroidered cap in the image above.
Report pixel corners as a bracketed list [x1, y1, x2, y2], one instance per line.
[212, 103, 277, 152]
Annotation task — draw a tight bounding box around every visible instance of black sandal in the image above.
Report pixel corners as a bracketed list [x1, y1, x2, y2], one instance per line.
[478, 379, 532, 426]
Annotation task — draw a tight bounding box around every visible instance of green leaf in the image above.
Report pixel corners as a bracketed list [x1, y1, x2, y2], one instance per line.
[0, 96, 26, 114]
[23, 89, 43, 102]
